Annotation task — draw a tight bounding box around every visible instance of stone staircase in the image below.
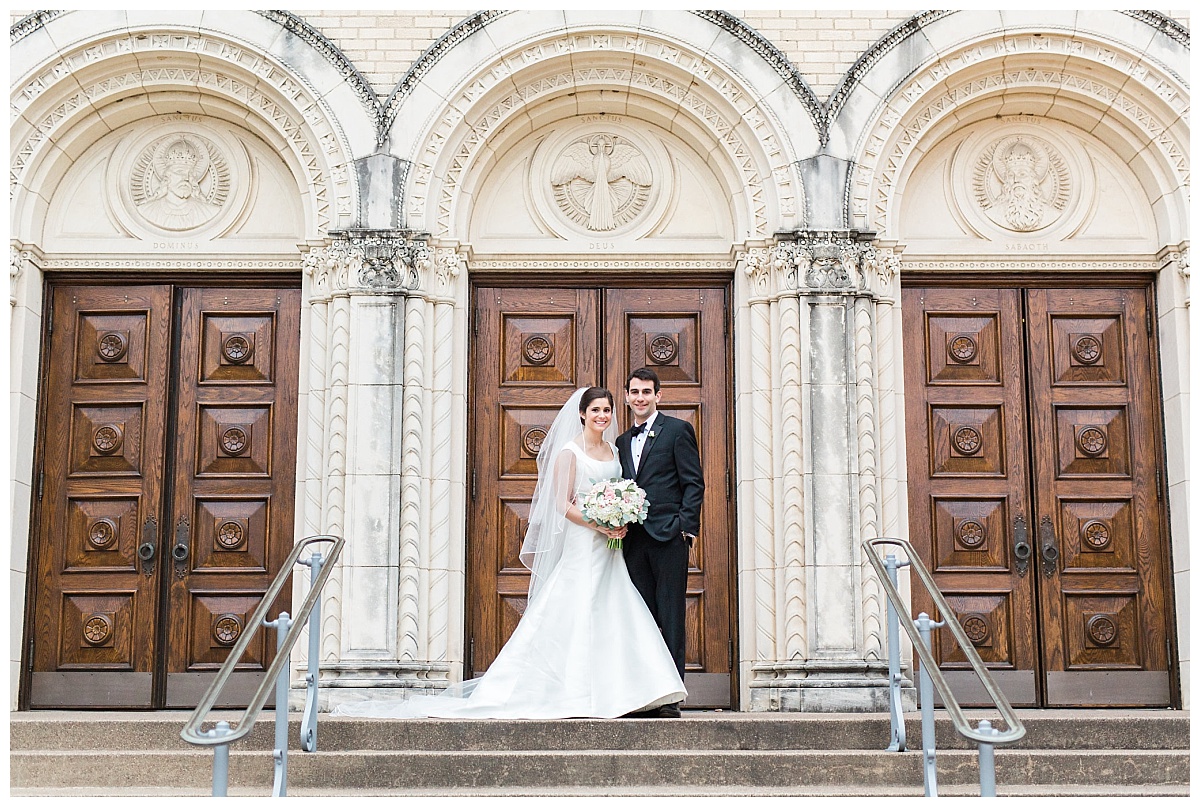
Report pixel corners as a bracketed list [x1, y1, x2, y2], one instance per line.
[9, 709, 1189, 796]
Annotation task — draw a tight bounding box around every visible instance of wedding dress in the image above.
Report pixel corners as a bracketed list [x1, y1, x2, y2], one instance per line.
[332, 390, 686, 719]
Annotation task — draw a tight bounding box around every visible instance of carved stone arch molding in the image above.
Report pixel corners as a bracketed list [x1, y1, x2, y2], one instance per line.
[837, 13, 1189, 243]
[10, 13, 369, 242]
[387, 11, 815, 240]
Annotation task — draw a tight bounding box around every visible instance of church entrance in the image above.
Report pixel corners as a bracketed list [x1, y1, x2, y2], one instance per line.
[468, 283, 736, 707]
[903, 281, 1176, 707]
[24, 282, 301, 708]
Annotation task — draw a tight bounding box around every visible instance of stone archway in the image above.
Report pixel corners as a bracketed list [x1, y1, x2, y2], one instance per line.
[841, 14, 1190, 707]
[8, 12, 368, 708]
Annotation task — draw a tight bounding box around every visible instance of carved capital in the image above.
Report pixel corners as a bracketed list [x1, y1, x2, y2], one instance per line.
[10, 244, 32, 306]
[792, 231, 881, 292]
[433, 248, 463, 294]
[1169, 246, 1190, 280]
[738, 246, 774, 299]
[860, 244, 902, 299]
[306, 231, 433, 297]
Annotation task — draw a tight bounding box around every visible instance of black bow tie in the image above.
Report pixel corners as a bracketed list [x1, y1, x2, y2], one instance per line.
[631, 422, 648, 437]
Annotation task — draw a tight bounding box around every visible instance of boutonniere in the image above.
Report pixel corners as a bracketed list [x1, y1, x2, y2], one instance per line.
[646, 430, 656, 439]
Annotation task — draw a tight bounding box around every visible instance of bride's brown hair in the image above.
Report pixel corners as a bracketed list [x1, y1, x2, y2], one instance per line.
[578, 386, 614, 424]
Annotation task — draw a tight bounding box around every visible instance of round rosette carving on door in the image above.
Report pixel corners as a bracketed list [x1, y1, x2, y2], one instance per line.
[523, 427, 548, 457]
[961, 614, 991, 646]
[1086, 614, 1118, 647]
[92, 424, 124, 455]
[220, 427, 249, 456]
[221, 333, 253, 364]
[216, 520, 246, 550]
[648, 334, 678, 365]
[952, 426, 982, 456]
[522, 335, 553, 366]
[1071, 334, 1102, 365]
[88, 517, 119, 549]
[947, 334, 978, 364]
[97, 331, 129, 363]
[1081, 519, 1112, 550]
[213, 614, 243, 646]
[1076, 426, 1108, 457]
[956, 519, 987, 550]
[82, 613, 113, 646]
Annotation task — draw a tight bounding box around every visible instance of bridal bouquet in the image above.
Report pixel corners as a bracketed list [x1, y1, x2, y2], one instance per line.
[578, 478, 649, 550]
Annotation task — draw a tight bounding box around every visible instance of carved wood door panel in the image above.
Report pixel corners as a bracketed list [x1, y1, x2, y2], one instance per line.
[604, 287, 732, 707]
[30, 285, 173, 707]
[903, 287, 1041, 706]
[27, 283, 300, 709]
[469, 284, 734, 707]
[1024, 288, 1171, 706]
[164, 287, 301, 706]
[903, 284, 1173, 707]
[469, 287, 600, 679]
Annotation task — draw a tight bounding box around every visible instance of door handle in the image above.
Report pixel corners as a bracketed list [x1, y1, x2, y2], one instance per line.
[139, 517, 157, 576]
[1012, 514, 1031, 577]
[173, 515, 190, 578]
[1039, 515, 1058, 577]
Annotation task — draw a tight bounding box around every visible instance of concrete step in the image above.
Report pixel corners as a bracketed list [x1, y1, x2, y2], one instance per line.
[9, 748, 1189, 791]
[9, 709, 1190, 751]
[11, 784, 1193, 797]
[9, 710, 1189, 796]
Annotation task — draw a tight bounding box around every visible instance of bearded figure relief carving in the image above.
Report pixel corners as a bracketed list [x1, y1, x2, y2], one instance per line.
[973, 134, 1070, 233]
[131, 134, 229, 231]
[550, 134, 652, 231]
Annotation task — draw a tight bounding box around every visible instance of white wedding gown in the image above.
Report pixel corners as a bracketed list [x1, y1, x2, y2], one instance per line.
[332, 441, 686, 719]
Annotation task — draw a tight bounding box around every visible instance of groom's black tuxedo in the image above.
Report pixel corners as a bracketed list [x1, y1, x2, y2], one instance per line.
[616, 413, 704, 681]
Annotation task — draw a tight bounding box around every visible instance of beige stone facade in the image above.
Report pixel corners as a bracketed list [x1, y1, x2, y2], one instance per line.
[9, 10, 1191, 713]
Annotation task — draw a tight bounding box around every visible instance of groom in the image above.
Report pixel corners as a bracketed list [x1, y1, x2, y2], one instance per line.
[616, 367, 705, 718]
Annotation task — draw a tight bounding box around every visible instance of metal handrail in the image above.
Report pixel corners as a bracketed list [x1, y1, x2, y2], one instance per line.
[863, 536, 1024, 796]
[181, 534, 343, 793]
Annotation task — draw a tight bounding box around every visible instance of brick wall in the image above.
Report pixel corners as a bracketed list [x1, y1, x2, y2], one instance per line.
[11, 10, 1192, 99]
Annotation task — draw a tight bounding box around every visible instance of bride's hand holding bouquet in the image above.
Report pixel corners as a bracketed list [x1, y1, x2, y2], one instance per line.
[578, 478, 650, 549]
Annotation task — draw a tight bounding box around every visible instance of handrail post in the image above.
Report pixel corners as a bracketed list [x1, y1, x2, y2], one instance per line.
[299, 551, 324, 752]
[884, 552, 908, 752]
[264, 611, 292, 798]
[978, 719, 999, 797]
[916, 611, 944, 797]
[210, 720, 233, 797]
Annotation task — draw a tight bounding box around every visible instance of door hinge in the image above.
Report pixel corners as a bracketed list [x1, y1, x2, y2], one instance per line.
[26, 635, 35, 672]
[46, 295, 54, 335]
[469, 637, 476, 677]
[471, 469, 477, 502]
[473, 306, 479, 336]
[726, 469, 732, 500]
[1147, 306, 1154, 333]
[1156, 469, 1163, 500]
[728, 639, 734, 669]
[37, 468, 44, 501]
[723, 299, 729, 336]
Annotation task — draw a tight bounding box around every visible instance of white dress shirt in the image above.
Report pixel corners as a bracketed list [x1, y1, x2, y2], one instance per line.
[631, 411, 659, 474]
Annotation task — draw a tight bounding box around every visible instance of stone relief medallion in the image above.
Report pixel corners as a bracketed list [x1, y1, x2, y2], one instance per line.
[973, 134, 1070, 232]
[531, 121, 670, 241]
[109, 117, 251, 240]
[951, 121, 1090, 242]
[550, 133, 652, 232]
[131, 133, 230, 231]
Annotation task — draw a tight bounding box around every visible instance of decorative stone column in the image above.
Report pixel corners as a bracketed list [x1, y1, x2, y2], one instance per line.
[297, 231, 468, 707]
[736, 230, 912, 711]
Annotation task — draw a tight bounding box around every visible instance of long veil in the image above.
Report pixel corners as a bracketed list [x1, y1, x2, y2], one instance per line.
[330, 387, 616, 718]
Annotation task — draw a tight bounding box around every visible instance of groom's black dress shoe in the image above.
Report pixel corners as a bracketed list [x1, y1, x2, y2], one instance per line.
[656, 703, 682, 718]
[620, 708, 659, 718]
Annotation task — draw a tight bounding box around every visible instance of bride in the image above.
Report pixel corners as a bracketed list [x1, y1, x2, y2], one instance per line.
[332, 387, 686, 719]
